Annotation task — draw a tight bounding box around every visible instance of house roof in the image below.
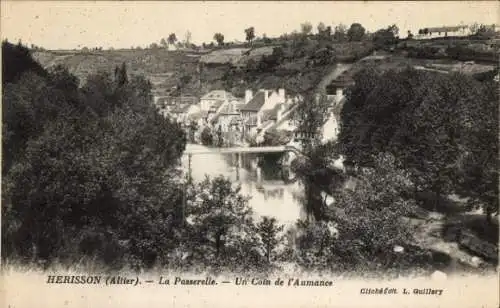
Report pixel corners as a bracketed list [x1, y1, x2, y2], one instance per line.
[210, 100, 225, 110]
[240, 91, 267, 112]
[235, 102, 246, 111]
[268, 103, 299, 131]
[262, 104, 285, 122]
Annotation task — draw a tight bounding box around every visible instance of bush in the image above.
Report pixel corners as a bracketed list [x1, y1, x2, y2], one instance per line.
[200, 126, 213, 146]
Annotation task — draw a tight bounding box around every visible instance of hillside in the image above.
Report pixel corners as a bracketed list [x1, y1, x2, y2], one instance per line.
[32, 35, 497, 100]
[31, 40, 375, 98]
[32, 49, 200, 94]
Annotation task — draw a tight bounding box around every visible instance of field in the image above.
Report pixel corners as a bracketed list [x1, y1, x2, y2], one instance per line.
[331, 51, 498, 87]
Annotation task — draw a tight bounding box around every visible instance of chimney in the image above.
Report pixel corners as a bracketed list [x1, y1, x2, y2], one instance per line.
[263, 90, 269, 104]
[245, 89, 253, 103]
[278, 88, 285, 102]
[257, 113, 262, 127]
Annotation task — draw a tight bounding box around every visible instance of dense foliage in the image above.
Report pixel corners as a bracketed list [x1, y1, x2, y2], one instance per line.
[339, 67, 498, 221]
[2, 42, 187, 268]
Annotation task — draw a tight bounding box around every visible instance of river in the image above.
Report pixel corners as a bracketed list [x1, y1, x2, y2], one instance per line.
[181, 144, 306, 226]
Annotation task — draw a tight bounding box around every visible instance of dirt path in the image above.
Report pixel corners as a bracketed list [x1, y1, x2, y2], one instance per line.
[316, 63, 353, 92]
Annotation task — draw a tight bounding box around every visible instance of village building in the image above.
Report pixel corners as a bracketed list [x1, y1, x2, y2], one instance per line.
[240, 88, 288, 138]
[210, 99, 245, 132]
[169, 104, 200, 124]
[199, 90, 236, 110]
[416, 25, 471, 39]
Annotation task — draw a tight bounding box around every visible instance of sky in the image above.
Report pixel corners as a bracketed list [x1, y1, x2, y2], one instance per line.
[1, 1, 498, 50]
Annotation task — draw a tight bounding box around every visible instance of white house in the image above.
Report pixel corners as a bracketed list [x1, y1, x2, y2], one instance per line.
[416, 25, 472, 39]
[240, 88, 288, 138]
[211, 99, 245, 132]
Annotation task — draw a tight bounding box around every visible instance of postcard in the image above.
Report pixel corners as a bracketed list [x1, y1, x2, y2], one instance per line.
[1, 1, 499, 307]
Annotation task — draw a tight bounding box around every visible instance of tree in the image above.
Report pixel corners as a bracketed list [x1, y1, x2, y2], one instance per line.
[326, 153, 422, 272]
[186, 176, 261, 267]
[292, 140, 347, 222]
[149, 42, 159, 49]
[262, 33, 272, 44]
[200, 126, 213, 146]
[475, 24, 496, 39]
[372, 25, 399, 49]
[244, 27, 255, 45]
[454, 79, 498, 223]
[292, 92, 341, 222]
[294, 219, 339, 269]
[184, 31, 192, 46]
[114, 62, 128, 87]
[160, 38, 168, 48]
[339, 67, 498, 215]
[387, 24, 399, 37]
[347, 23, 366, 41]
[294, 91, 330, 152]
[216, 125, 223, 147]
[256, 216, 284, 263]
[300, 22, 313, 36]
[317, 22, 326, 34]
[2, 40, 47, 85]
[317, 23, 332, 40]
[213, 33, 225, 46]
[167, 33, 177, 46]
[257, 46, 285, 71]
[188, 120, 198, 143]
[469, 22, 480, 35]
[333, 23, 347, 41]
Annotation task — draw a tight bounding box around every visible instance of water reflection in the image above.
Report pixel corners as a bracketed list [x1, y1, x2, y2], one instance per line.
[181, 144, 305, 226]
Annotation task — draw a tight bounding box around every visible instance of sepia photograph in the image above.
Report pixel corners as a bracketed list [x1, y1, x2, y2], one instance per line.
[1, 1, 499, 307]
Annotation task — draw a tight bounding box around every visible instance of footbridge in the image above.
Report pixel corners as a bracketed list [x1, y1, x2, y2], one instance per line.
[183, 145, 303, 156]
[182, 145, 304, 182]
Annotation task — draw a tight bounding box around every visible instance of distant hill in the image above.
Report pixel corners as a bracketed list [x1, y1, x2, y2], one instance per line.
[32, 49, 200, 87]
[31, 40, 376, 98]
